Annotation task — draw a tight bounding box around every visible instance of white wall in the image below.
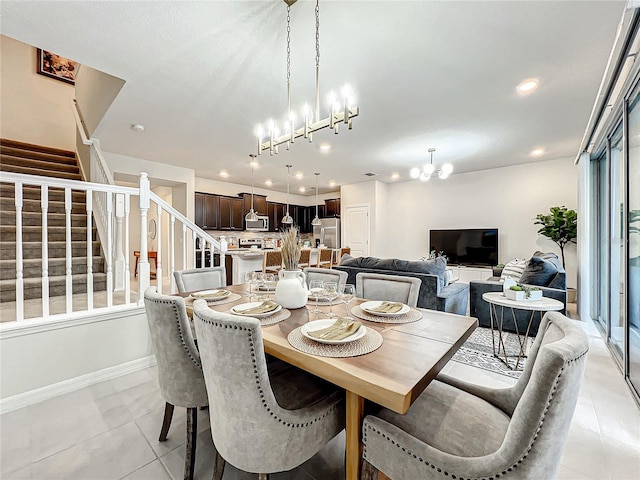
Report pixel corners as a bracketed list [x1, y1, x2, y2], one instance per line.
[0, 309, 152, 399]
[0, 35, 76, 150]
[343, 158, 579, 287]
[74, 64, 125, 136]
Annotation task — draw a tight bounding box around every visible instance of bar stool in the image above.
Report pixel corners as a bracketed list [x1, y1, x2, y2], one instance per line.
[262, 250, 283, 274]
[316, 248, 333, 269]
[298, 249, 311, 269]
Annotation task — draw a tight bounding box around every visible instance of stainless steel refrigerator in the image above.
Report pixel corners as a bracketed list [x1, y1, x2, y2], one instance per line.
[313, 218, 341, 249]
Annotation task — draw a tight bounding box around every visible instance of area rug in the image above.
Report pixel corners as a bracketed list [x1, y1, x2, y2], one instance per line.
[451, 327, 534, 379]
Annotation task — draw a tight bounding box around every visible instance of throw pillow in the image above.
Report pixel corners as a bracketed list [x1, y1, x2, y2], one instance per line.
[519, 256, 561, 286]
[500, 258, 527, 282]
[339, 253, 353, 265]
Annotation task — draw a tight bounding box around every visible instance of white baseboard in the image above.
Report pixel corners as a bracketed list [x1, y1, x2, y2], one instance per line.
[0, 355, 156, 415]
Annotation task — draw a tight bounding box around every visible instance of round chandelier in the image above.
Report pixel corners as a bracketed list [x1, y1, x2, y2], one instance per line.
[410, 148, 453, 181]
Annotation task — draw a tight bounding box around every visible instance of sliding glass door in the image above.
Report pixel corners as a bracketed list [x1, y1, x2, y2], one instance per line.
[627, 86, 640, 396]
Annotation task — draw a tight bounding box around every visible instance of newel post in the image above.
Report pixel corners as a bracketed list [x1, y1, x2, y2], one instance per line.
[138, 172, 151, 303]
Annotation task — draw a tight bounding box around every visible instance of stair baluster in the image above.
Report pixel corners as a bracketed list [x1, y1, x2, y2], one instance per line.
[15, 182, 24, 321]
[41, 185, 49, 318]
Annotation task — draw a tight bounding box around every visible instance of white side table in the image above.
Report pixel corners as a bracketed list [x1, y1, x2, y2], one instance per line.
[482, 292, 564, 370]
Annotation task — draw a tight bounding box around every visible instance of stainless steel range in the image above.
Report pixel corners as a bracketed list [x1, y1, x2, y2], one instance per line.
[239, 238, 263, 249]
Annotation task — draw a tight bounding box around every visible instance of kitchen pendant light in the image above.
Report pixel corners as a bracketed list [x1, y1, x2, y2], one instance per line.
[311, 172, 322, 226]
[282, 164, 293, 225]
[245, 154, 259, 222]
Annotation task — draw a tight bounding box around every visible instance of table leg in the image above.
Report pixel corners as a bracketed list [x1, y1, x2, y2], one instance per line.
[346, 391, 365, 480]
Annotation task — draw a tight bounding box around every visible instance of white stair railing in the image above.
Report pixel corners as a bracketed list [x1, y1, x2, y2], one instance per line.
[0, 170, 226, 323]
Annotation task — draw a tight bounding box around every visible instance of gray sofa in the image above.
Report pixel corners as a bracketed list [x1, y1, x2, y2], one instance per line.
[334, 256, 469, 315]
[469, 252, 567, 335]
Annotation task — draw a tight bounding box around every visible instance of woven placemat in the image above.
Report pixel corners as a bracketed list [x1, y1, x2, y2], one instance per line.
[350, 305, 423, 324]
[225, 307, 291, 326]
[287, 326, 383, 358]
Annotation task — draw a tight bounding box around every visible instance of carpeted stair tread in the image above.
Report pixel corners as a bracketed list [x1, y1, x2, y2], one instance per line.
[0, 256, 105, 280]
[0, 163, 82, 180]
[1, 154, 81, 174]
[1, 139, 75, 158]
[0, 146, 78, 165]
[0, 225, 95, 242]
[1, 211, 89, 227]
[0, 273, 108, 302]
[0, 197, 86, 213]
[2, 240, 101, 260]
[0, 183, 86, 202]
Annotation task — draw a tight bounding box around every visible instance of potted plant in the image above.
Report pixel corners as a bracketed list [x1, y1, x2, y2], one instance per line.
[506, 284, 543, 301]
[493, 263, 505, 277]
[534, 206, 577, 302]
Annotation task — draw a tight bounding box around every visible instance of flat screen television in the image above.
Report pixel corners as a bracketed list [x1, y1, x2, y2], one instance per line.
[429, 228, 498, 266]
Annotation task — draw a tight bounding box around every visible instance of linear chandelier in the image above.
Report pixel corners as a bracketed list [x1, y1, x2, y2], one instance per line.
[255, 0, 359, 156]
[410, 148, 453, 181]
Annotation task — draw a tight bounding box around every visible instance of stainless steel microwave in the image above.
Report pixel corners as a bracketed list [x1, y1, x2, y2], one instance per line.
[245, 215, 269, 231]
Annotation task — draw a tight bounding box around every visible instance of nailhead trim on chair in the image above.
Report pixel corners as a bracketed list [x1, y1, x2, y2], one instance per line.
[363, 347, 589, 479]
[195, 314, 339, 427]
[148, 297, 202, 369]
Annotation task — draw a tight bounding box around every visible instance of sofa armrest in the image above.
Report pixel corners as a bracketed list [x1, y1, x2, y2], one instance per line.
[436, 282, 469, 315]
[469, 280, 567, 335]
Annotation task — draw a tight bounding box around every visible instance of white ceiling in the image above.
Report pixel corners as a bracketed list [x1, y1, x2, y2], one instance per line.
[0, 1, 626, 195]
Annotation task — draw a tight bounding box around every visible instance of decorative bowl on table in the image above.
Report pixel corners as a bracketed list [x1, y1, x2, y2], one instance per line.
[301, 319, 366, 345]
[360, 300, 410, 317]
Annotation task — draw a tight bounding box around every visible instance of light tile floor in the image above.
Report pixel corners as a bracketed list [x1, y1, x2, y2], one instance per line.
[1, 310, 639, 479]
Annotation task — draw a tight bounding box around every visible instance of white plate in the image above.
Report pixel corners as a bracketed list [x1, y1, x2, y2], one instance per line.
[231, 302, 282, 318]
[301, 319, 366, 345]
[189, 289, 230, 301]
[360, 300, 410, 317]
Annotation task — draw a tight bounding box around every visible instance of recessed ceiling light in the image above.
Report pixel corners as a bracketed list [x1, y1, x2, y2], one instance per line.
[265, 179, 272, 186]
[130, 123, 145, 132]
[320, 143, 331, 152]
[220, 170, 229, 178]
[329, 180, 336, 187]
[295, 172, 303, 179]
[517, 78, 539, 94]
[530, 148, 544, 157]
[299, 187, 306, 193]
[391, 173, 399, 180]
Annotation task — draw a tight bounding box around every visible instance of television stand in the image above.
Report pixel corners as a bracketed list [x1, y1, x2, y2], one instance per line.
[447, 265, 491, 284]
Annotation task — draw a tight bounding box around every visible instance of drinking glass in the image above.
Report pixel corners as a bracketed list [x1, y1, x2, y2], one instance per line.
[245, 271, 257, 300]
[253, 272, 265, 300]
[324, 282, 339, 318]
[340, 284, 356, 318]
[309, 280, 325, 315]
[262, 273, 277, 297]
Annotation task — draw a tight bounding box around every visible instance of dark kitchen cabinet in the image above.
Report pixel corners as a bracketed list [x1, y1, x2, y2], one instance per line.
[195, 192, 220, 229]
[219, 196, 244, 230]
[241, 193, 267, 216]
[268, 202, 287, 232]
[325, 198, 341, 217]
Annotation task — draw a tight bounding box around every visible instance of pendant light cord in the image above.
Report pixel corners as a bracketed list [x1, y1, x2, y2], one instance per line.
[287, 5, 291, 117]
[315, 0, 320, 123]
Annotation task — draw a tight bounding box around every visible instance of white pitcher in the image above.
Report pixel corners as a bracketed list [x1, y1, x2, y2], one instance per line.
[275, 269, 308, 309]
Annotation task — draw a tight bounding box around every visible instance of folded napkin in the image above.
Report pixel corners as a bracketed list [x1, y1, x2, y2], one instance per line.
[307, 318, 362, 341]
[369, 301, 403, 313]
[191, 290, 229, 299]
[234, 300, 279, 315]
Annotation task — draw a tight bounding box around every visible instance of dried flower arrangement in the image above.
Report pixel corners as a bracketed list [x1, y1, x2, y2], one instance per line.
[280, 226, 302, 270]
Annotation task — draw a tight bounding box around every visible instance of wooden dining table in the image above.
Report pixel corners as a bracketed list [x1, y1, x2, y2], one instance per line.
[180, 284, 477, 480]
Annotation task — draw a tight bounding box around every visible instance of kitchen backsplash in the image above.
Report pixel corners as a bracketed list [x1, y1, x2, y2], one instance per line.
[202, 230, 314, 248]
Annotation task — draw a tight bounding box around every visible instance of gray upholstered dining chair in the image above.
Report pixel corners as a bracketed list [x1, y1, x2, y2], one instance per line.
[304, 267, 348, 289]
[355, 272, 421, 307]
[143, 287, 208, 480]
[192, 300, 346, 480]
[173, 266, 226, 293]
[360, 311, 589, 480]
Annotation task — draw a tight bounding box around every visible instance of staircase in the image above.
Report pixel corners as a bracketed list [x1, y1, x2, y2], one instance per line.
[0, 139, 106, 303]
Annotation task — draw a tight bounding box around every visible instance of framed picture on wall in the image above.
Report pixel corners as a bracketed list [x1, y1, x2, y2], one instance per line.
[36, 49, 77, 85]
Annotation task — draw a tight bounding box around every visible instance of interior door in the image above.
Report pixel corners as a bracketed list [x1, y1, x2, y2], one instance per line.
[343, 204, 370, 257]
